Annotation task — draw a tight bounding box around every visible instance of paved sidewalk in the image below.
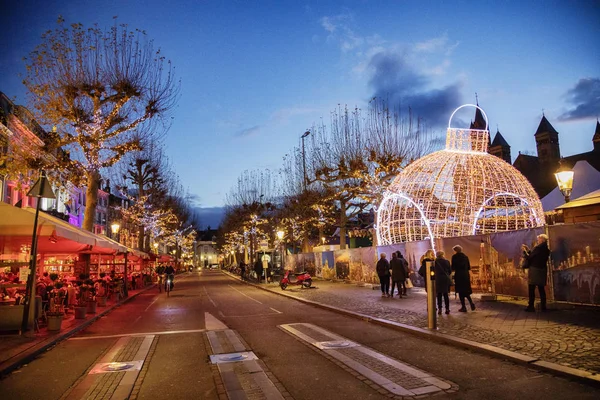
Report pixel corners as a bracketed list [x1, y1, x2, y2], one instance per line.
[232, 273, 600, 383]
[0, 284, 157, 377]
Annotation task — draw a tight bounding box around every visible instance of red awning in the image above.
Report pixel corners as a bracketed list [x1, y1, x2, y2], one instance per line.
[0, 203, 127, 255]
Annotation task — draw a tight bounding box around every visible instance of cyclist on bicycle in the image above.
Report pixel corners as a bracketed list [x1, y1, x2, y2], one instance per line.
[164, 264, 175, 291]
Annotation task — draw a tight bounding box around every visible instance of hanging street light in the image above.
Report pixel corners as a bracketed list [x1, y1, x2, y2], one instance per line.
[21, 170, 56, 334]
[555, 162, 575, 203]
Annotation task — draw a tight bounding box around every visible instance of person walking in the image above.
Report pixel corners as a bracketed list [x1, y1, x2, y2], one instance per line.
[390, 252, 408, 298]
[239, 261, 246, 280]
[376, 253, 391, 297]
[396, 251, 410, 295]
[254, 258, 264, 284]
[523, 234, 550, 312]
[451, 245, 475, 312]
[418, 249, 436, 291]
[434, 251, 452, 315]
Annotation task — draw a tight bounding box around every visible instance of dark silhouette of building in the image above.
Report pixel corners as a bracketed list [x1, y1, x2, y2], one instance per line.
[470, 103, 600, 199]
[489, 129, 511, 164]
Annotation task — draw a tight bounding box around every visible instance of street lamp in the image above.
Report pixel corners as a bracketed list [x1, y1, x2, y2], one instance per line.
[301, 130, 311, 191]
[111, 222, 121, 242]
[21, 170, 56, 334]
[555, 162, 574, 203]
[276, 230, 285, 269]
[153, 242, 159, 254]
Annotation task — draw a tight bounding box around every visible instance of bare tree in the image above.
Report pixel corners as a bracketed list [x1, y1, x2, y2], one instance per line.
[309, 99, 439, 249]
[23, 17, 179, 231]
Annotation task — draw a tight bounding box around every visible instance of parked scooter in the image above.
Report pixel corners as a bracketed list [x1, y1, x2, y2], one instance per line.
[279, 270, 312, 290]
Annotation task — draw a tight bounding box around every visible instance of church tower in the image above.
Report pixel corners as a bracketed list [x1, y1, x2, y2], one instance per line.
[593, 119, 600, 152]
[489, 129, 512, 164]
[534, 115, 560, 165]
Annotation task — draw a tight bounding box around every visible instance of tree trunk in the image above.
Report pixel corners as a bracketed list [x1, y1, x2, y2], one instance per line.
[339, 200, 347, 250]
[137, 165, 145, 251]
[82, 170, 100, 232]
[138, 225, 145, 251]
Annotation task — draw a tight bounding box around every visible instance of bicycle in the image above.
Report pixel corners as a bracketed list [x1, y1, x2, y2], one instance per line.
[165, 274, 174, 297]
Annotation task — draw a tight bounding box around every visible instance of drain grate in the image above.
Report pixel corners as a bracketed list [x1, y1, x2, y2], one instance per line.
[316, 340, 358, 350]
[89, 360, 144, 375]
[210, 351, 258, 364]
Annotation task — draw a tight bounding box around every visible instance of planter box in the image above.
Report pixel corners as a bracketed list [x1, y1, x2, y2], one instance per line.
[97, 296, 107, 307]
[87, 301, 97, 314]
[47, 315, 63, 331]
[74, 306, 87, 319]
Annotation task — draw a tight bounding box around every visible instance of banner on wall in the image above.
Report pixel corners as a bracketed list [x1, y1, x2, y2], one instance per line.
[489, 227, 543, 298]
[320, 251, 335, 279]
[549, 221, 600, 305]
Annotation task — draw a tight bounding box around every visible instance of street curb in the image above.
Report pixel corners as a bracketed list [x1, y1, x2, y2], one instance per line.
[0, 284, 156, 378]
[222, 270, 600, 387]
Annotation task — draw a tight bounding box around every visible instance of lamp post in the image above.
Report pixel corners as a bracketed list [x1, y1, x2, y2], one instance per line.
[111, 222, 121, 242]
[301, 130, 310, 191]
[153, 242, 159, 254]
[555, 162, 574, 203]
[276, 230, 285, 269]
[21, 170, 56, 334]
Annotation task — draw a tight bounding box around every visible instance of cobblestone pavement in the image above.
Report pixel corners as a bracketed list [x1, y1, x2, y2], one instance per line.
[260, 280, 600, 374]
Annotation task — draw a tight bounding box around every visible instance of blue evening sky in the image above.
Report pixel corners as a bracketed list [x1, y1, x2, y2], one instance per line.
[1, 1, 599, 209]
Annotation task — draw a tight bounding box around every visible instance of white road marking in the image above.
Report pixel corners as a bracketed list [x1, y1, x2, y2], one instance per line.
[269, 307, 282, 314]
[133, 315, 142, 324]
[279, 323, 454, 397]
[144, 297, 159, 312]
[69, 328, 207, 340]
[205, 312, 229, 330]
[204, 286, 218, 307]
[228, 285, 263, 304]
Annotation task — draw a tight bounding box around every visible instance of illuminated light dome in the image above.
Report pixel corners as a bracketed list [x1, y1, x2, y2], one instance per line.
[376, 104, 544, 246]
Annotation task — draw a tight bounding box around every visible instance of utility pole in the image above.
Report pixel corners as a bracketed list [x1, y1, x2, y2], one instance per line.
[301, 130, 310, 191]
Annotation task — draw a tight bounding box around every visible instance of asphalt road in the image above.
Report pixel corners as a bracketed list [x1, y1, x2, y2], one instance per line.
[1, 270, 599, 400]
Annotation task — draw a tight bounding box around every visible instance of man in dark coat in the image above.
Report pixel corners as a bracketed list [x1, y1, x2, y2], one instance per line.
[434, 251, 452, 314]
[390, 252, 408, 298]
[376, 253, 391, 297]
[254, 258, 264, 283]
[451, 245, 475, 312]
[523, 234, 550, 312]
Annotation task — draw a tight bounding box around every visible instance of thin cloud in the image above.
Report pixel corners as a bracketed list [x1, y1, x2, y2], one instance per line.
[368, 51, 462, 128]
[235, 125, 261, 137]
[414, 33, 459, 56]
[558, 78, 600, 121]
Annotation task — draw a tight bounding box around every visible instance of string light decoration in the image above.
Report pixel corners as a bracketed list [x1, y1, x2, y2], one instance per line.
[376, 104, 544, 246]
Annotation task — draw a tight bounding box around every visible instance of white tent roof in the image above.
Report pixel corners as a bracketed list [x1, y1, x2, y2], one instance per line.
[556, 188, 600, 210]
[541, 161, 600, 211]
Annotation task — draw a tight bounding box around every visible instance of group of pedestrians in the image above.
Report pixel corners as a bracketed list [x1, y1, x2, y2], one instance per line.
[377, 233, 551, 315]
[415, 246, 476, 314]
[376, 251, 409, 298]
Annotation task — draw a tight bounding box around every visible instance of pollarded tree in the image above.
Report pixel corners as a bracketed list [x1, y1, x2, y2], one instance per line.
[309, 99, 439, 249]
[24, 17, 179, 231]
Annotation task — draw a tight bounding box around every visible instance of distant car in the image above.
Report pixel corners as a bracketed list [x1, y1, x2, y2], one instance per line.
[209, 264, 219, 270]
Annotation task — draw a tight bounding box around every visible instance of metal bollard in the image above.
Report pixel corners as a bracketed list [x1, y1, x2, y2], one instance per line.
[426, 260, 437, 330]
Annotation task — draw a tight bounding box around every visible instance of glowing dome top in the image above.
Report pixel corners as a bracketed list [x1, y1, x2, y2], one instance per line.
[376, 105, 544, 246]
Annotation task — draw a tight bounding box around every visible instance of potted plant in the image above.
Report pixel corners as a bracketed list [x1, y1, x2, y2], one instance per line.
[74, 280, 87, 319]
[96, 272, 108, 306]
[83, 278, 97, 314]
[47, 284, 66, 331]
